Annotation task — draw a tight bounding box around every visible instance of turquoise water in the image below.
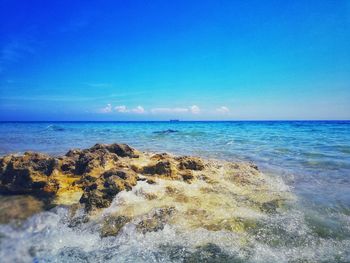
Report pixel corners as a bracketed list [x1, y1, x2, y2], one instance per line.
[0, 121, 350, 262]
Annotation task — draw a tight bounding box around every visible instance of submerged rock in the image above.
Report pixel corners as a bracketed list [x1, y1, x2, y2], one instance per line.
[136, 207, 176, 234]
[100, 215, 131, 237]
[153, 129, 179, 134]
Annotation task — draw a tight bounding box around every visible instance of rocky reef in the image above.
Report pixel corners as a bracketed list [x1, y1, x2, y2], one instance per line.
[0, 143, 288, 234]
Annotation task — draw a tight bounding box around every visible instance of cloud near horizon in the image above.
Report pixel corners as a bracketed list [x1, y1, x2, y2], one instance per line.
[113, 105, 145, 114]
[150, 106, 200, 114]
[98, 104, 233, 116]
[216, 106, 230, 114]
[99, 103, 112, 113]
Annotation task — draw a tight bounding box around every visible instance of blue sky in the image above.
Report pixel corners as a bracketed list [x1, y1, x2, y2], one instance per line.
[0, 0, 349, 121]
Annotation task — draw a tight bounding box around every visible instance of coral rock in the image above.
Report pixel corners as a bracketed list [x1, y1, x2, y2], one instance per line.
[0, 152, 58, 195]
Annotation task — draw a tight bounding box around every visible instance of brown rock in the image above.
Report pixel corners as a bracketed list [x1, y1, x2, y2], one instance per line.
[146, 178, 156, 184]
[105, 143, 139, 158]
[136, 207, 175, 234]
[177, 156, 204, 171]
[0, 152, 58, 196]
[142, 161, 173, 177]
[100, 215, 131, 237]
[180, 170, 194, 182]
[79, 168, 138, 211]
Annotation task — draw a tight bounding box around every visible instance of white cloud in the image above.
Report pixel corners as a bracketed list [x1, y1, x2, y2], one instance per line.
[216, 106, 230, 114]
[115, 105, 129, 113]
[112, 105, 145, 114]
[99, 103, 112, 113]
[190, 105, 200, 114]
[131, 106, 145, 114]
[151, 107, 189, 114]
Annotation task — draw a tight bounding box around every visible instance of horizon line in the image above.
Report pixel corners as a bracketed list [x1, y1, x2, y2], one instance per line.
[1, 120, 349, 123]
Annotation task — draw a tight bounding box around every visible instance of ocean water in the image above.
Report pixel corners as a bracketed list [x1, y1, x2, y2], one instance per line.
[0, 121, 350, 262]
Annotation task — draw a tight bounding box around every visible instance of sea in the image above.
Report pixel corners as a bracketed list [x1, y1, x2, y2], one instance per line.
[0, 121, 349, 262]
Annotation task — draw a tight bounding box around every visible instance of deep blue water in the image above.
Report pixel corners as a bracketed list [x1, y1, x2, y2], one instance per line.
[0, 121, 349, 262]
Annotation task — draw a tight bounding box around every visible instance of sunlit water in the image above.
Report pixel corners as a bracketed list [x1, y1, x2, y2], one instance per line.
[0, 121, 349, 262]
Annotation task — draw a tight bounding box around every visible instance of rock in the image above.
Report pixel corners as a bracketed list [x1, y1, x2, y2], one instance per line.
[183, 243, 242, 263]
[0, 195, 45, 224]
[105, 143, 139, 158]
[0, 142, 273, 224]
[79, 168, 138, 211]
[59, 157, 76, 174]
[0, 152, 58, 196]
[142, 160, 174, 177]
[146, 178, 156, 184]
[177, 156, 204, 171]
[151, 153, 171, 160]
[100, 215, 131, 237]
[79, 186, 111, 211]
[75, 149, 118, 175]
[180, 170, 194, 182]
[153, 129, 179, 134]
[136, 207, 176, 234]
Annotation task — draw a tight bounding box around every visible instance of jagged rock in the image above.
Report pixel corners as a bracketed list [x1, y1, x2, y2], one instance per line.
[146, 178, 156, 184]
[100, 215, 131, 237]
[79, 168, 138, 211]
[180, 170, 194, 182]
[0, 195, 45, 224]
[142, 160, 174, 177]
[76, 149, 118, 175]
[177, 156, 204, 171]
[136, 207, 176, 234]
[0, 152, 58, 195]
[59, 157, 76, 174]
[0, 142, 279, 223]
[150, 153, 171, 160]
[103, 143, 139, 158]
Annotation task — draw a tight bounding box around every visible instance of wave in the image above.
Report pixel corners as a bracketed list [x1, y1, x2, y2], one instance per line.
[44, 125, 66, 132]
[153, 129, 179, 134]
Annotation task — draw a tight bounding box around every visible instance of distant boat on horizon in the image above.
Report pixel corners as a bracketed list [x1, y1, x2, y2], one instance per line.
[170, 119, 180, 122]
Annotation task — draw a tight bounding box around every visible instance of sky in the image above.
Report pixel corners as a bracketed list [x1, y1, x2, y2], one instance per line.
[0, 0, 349, 121]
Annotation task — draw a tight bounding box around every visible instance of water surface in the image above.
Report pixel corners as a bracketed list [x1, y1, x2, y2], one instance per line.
[0, 121, 349, 262]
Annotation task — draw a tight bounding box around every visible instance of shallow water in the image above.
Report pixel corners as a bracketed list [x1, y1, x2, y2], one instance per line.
[0, 121, 349, 262]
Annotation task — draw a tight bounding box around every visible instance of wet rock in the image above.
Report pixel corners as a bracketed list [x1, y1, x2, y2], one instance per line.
[102, 168, 129, 180]
[0, 152, 58, 195]
[177, 156, 204, 171]
[0, 142, 274, 223]
[151, 153, 171, 160]
[0, 195, 45, 224]
[80, 187, 112, 211]
[79, 168, 138, 211]
[75, 149, 118, 175]
[183, 243, 243, 263]
[136, 207, 176, 234]
[260, 199, 282, 214]
[65, 149, 82, 158]
[146, 178, 156, 184]
[142, 160, 174, 177]
[180, 170, 194, 182]
[104, 143, 139, 158]
[59, 157, 76, 174]
[100, 215, 131, 237]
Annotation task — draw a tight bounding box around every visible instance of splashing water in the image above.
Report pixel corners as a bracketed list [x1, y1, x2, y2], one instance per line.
[0, 121, 350, 262]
